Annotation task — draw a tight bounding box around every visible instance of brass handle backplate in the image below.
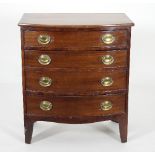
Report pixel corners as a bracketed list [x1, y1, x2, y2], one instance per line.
[38, 34, 51, 45]
[101, 55, 114, 65]
[102, 34, 115, 44]
[38, 54, 51, 65]
[39, 77, 52, 87]
[101, 101, 112, 111]
[40, 101, 52, 111]
[101, 77, 113, 87]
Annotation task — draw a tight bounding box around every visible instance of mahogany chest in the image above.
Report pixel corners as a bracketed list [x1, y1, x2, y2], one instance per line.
[18, 13, 134, 144]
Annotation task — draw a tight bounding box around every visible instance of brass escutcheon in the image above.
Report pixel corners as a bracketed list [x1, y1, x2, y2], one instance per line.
[38, 54, 51, 65]
[101, 55, 114, 65]
[40, 101, 52, 111]
[102, 34, 115, 44]
[38, 34, 51, 45]
[101, 77, 113, 87]
[39, 77, 52, 87]
[101, 101, 112, 111]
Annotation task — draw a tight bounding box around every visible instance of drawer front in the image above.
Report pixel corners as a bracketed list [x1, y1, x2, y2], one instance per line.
[25, 68, 127, 95]
[25, 50, 127, 68]
[26, 94, 126, 117]
[24, 30, 128, 50]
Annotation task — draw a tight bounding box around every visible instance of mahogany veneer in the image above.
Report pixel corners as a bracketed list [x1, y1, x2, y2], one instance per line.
[18, 13, 134, 144]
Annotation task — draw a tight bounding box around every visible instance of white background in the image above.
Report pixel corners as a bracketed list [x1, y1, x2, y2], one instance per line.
[0, 0, 155, 152]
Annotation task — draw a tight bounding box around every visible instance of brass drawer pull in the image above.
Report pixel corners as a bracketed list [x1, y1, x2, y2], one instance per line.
[40, 101, 52, 111]
[38, 54, 51, 65]
[101, 77, 113, 87]
[102, 34, 115, 44]
[38, 34, 51, 45]
[39, 77, 52, 87]
[101, 101, 112, 111]
[101, 55, 114, 65]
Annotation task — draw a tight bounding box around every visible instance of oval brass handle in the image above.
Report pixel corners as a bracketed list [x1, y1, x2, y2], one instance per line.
[101, 77, 113, 87]
[102, 34, 115, 44]
[40, 101, 52, 111]
[38, 54, 51, 65]
[39, 77, 52, 87]
[101, 55, 114, 65]
[38, 34, 51, 45]
[101, 101, 112, 111]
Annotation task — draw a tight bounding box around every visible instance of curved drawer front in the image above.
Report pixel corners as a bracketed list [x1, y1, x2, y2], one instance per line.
[24, 50, 127, 68]
[25, 68, 127, 95]
[24, 30, 128, 50]
[26, 94, 126, 117]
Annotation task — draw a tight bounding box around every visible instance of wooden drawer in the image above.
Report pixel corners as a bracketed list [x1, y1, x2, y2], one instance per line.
[25, 68, 127, 95]
[24, 50, 127, 68]
[26, 94, 126, 117]
[24, 30, 128, 50]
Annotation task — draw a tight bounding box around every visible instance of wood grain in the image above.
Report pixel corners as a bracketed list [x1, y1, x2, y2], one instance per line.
[24, 50, 127, 68]
[18, 13, 134, 27]
[26, 93, 126, 117]
[24, 30, 128, 51]
[25, 68, 127, 95]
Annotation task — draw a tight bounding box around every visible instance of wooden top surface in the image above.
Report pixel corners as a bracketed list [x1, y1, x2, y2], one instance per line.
[18, 13, 134, 28]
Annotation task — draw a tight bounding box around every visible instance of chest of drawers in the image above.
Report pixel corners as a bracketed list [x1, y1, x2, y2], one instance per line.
[18, 13, 134, 144]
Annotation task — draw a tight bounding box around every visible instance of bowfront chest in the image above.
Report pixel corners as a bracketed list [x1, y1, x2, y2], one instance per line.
[18, 13, 134, 144]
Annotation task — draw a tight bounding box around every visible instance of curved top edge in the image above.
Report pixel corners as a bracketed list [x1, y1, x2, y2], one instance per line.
[18, 13, 134, 28]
